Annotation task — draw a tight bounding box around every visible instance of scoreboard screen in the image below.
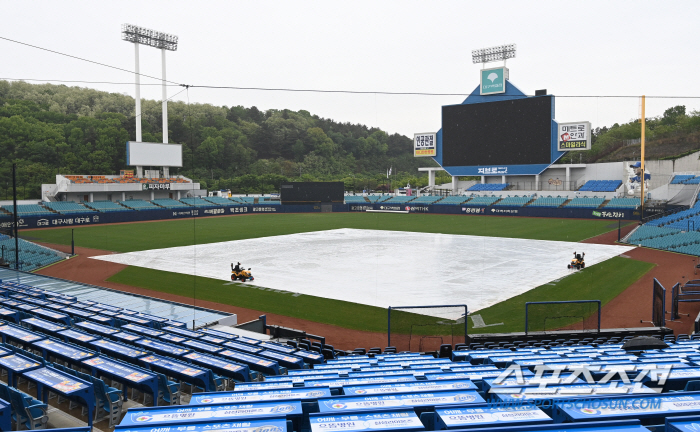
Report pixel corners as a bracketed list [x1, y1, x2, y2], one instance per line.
[280, 182, 344, 205]
[441, 96, 553, 167]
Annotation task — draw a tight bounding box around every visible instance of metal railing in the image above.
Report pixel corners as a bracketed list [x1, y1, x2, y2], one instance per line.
[641, 205, 685, 224]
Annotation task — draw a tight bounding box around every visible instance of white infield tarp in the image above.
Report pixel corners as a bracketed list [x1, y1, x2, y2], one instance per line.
[91, 229, 634, 319]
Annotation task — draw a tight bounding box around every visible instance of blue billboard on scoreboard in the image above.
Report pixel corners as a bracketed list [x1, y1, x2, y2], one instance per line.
[435, 81, 566, 176]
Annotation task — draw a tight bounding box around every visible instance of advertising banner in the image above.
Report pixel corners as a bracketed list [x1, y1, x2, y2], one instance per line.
[414, 133, 437, 157]
[558, 122, 592, 151]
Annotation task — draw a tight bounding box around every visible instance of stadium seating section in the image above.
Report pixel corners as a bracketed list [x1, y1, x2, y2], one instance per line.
[528, 196, 567, 208]
[382, 196, 413, 204]
[494, 195, 532, 207]
[180, 197, 216, 207]
[564, 196, 605, 208]
[0, 272, 693, 430]
[83, 201, 129, 212]
[0, 205, 53, 216]
[151, 199, 192, 209]
[433, 196, 469, 205]
[233, 197, 256, 204]
[119, 200, 161, 210]
[344, 196, 368, 203]
[0, 274, 690, 430]
[43, 201, 95, 214]
[366, 195, 386, 203]
[671, 174, 699, 184]
[578, 180, 622, 192]
[625, 198, 700, 254]
[605, 197, 642, 209]
[467, 183, 508, 191]
[464, 195, 500, 206]
[410, 195, 442, 204]
[204, 197, 239, 206]
[0, 237, 64, 271]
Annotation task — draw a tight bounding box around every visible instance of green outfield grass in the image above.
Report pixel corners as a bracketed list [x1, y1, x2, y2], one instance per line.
[108, 256, 653, 334]
[24, 213, 629, 253]
[25, 213, 643, 337]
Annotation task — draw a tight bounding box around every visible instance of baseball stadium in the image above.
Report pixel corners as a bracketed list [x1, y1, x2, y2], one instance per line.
[3, 15, 700, 432]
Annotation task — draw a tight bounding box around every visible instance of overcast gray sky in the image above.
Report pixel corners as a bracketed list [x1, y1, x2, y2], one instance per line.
[3, 0, 699, 137]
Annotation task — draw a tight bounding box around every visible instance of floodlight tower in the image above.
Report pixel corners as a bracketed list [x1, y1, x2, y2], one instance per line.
[121, 24, 179, 177]
[471, 43, 516, 67]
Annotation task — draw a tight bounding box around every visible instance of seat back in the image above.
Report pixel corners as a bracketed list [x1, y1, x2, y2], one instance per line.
[438, 344, 453, 358]
[26, 352, 46, 366]
[91, 377, 109, 408]
[8, 388, 29, 422]
[206, 370, 218, 392]
[155, 373, 176, 404]
[685, 380, 700, 391]
[0, 383, 10, 403]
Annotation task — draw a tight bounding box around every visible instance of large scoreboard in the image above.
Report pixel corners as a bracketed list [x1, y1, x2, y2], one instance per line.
[434, 82, 565, 176]
[442, 96, 553, 167]
[280, 182, 344, 205]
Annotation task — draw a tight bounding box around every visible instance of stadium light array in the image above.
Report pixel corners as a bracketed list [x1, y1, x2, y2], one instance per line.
[472, 44, 516, 64]
[121, 24, 179, 51]
[121, 23, 179, 175]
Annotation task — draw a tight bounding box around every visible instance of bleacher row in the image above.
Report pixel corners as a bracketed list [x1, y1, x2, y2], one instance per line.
[626, 195, 700, 255]
[0, 278, 695, 431]
[0, 278, 328, 429]
[671, 174, 700, 184]
[0, 238, 64, 272]
[0, 196, 280, 216]
[348, 195, 641, 209]
[464, 180, 620, 193]
[578, 180, 622, 192]
[118, 332, 700, 432]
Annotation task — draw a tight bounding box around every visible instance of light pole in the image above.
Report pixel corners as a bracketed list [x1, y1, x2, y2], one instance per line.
[122, 24, 179, 176]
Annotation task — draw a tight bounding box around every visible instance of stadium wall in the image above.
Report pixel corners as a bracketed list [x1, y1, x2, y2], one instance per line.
[0, 203, 639, 229]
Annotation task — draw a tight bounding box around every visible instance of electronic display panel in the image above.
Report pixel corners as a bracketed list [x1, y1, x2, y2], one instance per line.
[280, 182, 344, 204]
[127, 141, 183, 167]
[441, 96, 552, 167]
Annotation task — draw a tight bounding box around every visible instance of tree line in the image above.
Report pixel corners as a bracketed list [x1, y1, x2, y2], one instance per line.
[557, 105, 700, 164]
[0, 80, 439, 199]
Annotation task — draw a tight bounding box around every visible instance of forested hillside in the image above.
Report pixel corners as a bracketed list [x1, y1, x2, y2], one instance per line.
[0, 81, 442, 199]
[557, 105, 700, 164]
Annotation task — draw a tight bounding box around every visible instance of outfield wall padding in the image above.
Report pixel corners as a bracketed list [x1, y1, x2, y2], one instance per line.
[0, 203, 638, 229]
[350, 204, 639, 220]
